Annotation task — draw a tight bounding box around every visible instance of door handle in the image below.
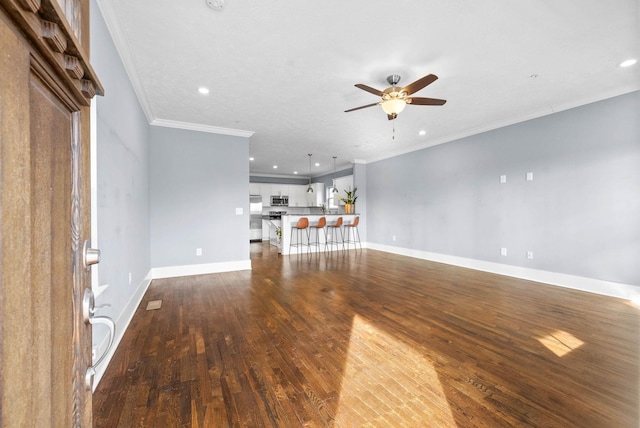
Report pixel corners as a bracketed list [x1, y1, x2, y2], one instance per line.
[91, 315, 115, 368]
[82, 288, 116, 390]
[83, 240, 100, 270]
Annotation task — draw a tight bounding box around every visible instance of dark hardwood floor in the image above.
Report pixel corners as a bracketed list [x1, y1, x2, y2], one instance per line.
[93, 243, 639, 427]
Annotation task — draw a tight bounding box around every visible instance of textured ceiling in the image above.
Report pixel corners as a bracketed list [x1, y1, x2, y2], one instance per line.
[96, 0, 639, 178]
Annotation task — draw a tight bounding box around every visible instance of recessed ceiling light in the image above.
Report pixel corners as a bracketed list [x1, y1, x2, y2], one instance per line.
[249, 157, 254, 161]
[620, 59, 637, 68]
[418, 130, 426, 136]
[315, 162, 320, 167]
[293, 171, 298, 174]
[198, 87, 210, 95]
[273, 165, 278, 169]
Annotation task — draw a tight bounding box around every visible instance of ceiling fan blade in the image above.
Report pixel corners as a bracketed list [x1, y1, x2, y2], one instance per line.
[355, 84, 384, 97]
[407, 97, 447, 106]
[402, 74, 438, 96]
[345, 102, 380, 113]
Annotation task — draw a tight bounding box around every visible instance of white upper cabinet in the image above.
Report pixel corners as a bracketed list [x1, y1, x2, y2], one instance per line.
[271, 184, 288, 196]
[288, 185, 307, 207]
[309, 183, 325, 206]
[249, 182, 261, 195]
[252, 182, 332, 207]
[260, 185, 271, 206]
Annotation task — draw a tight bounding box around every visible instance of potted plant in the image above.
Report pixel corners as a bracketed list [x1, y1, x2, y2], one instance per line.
[338, 188, 357, 214]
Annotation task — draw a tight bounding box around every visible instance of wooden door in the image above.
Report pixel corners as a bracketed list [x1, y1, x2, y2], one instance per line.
[0, 0, 102, 426]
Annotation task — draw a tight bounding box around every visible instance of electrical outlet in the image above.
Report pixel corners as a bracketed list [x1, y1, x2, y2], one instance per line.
[392, 235, 396, 241]
[500, 175, 507, 184]
[196, 248, 202, 256]
[501, 247, 508, 256]
[527, 251, 534, 259]
[128, 272, 132, 285]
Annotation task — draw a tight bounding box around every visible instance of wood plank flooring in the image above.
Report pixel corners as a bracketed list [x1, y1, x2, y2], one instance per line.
[93, 243, 639, 427]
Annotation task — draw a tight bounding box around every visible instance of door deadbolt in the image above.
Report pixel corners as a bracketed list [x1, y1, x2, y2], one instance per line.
[83, 240, 100, 270]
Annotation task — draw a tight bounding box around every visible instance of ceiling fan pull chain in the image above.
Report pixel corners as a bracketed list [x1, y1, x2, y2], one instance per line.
[392, 118, 396, 140]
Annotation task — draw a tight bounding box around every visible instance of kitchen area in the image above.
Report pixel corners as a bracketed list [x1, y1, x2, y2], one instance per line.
[249, 175, 354, 250]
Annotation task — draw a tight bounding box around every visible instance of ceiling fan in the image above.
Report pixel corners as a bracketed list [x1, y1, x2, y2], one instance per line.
[345, 74, 446, 120]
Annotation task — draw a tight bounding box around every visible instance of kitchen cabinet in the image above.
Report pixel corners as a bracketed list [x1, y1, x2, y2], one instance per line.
[288, 185, 307, 207]
[253, 182, 328, 207]
[271, 184, 288, 196]
[249, 182, 261, 195]
[261, 185, 271, 206]
[309, 183, 325, 206]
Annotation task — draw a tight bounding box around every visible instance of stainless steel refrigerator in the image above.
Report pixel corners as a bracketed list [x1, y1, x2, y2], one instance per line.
[249, 195, 263, 242]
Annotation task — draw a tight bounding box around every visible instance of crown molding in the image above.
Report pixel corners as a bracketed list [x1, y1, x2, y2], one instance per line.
[95, 0, 155, 123]
[365, 85, 640, 165]
[151, 118, 254, 137]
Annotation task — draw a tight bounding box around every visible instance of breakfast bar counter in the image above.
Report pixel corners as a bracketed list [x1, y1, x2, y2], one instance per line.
[280, 213, 359, 255]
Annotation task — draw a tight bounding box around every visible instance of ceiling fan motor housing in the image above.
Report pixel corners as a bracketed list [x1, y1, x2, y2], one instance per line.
[386, 74, 402, 86]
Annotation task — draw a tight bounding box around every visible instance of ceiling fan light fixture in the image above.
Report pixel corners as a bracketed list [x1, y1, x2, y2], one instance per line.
[345, 73, 445, 119]
[381, 98, 407, 115]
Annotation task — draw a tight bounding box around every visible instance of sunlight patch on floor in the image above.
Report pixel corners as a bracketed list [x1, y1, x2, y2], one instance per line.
[333, 315, 456, 426]
[537, 330, 584, 357]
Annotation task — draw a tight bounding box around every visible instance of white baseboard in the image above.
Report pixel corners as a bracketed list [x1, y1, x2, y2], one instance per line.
[366, 242, 640, 302]
[92, 269, 153, 391]
[151, 259, 252, 279]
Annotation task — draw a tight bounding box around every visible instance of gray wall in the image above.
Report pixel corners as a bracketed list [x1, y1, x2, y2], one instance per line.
[149, 126, 250, 267]
[314, 167, 354, 190]
[352, 163, 367, 242]
[366, 91, 640, 286]
[91, 0, 151, 347]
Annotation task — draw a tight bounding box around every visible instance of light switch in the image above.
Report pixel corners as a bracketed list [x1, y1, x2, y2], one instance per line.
[526, 172, 533, 181]
[500, 175, 507, 184]
[236, 208, 243, 215]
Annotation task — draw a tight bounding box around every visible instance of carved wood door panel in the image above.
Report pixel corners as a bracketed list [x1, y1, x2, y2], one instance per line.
[0, 0, 102, 426]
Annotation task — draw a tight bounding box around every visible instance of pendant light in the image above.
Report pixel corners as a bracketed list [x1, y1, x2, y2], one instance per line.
[306, 154, 314, 193]
[331, 156, 339, 193]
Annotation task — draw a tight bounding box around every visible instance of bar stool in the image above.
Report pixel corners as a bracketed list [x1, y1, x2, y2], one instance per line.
[326, 217, 344, 252]
[309, 216, 327, 252]
[289, 217, 310, 254]
[343, 216, 361, 251]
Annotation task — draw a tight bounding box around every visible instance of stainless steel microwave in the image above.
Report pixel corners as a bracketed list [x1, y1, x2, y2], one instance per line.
[271, 195, 289, 206]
